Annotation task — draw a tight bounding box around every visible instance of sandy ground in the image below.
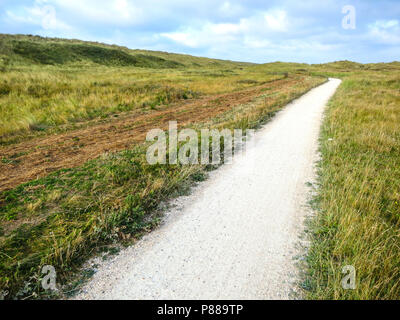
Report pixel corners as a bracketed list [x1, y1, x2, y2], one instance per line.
[75, 78, 341, 300]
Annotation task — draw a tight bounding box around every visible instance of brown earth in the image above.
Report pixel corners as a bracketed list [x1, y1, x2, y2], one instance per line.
[0, 77, 301, 192]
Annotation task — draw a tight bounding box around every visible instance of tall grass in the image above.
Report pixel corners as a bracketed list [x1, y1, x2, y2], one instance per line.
[2, 34, 399, 300]
[306, 70, 400, 299]
[0, 66, 284, 141]
[0, 33, 261, 141]
[0, 67, 323, 298]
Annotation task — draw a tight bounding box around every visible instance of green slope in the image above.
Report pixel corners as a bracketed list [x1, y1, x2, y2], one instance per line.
[0, 34, 251, 69]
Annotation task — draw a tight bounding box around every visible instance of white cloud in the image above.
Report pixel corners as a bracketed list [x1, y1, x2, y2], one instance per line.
[243, 37, 271, 49]
[368, 20, 400, 45]
[160, 9, 291, 49]
[2, 0, 399, 63]
[11, 0, 145, 27]
[374, 20, 399, 29]
[158, 7, 342, 63]
[210, 9, 290, 35]
[210, 23, 243, 35]
[161, 31, 199, 48]
[264, 9, 288, 32]
[69, 0, 143, 25]
[6, 3, 72, 31]
[217, 1, 246, 19]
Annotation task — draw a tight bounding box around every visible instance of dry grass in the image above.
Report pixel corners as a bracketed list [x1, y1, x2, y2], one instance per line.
[0, 50, 323, 298]
[2, 34, 399, 300]
[0, 66, 283, 141]
[0, 76, 305, 192]
[305, 67, 400, 299]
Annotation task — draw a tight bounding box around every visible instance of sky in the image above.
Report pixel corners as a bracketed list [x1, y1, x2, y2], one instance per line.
[1, 0, 399, 63]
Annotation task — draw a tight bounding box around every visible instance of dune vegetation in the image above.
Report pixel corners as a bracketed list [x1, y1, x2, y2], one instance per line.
[0, 34, 325, 298]
[0, 34, 399, 300]
[305, 63, 400, 300]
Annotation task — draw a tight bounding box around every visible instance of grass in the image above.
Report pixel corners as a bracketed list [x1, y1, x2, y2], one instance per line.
[305, 65, 400, 299]
[0, 76, 323, 297]
[0, 34, 325, 298]
[0, 35, 283, 143]
[11, 41, 183, 68]
[0, 67, 287, 142]
[1, 34, 399, 300]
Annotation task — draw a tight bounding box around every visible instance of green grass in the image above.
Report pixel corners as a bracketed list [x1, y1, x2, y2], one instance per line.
[0, 34, 250, 69]
[304, 65, 400, 299]
[0, 75, 323, 298]
[12, 40, 183, 68]
[0, 65, 287, 143]
[1, 34, 400, 300]
[0, 35, 282, 142]
[0, 34, 324, 298]
[0, 146, 203, 298]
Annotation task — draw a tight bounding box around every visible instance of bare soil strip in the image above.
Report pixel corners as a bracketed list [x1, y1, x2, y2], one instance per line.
[0, 77, 299, 192]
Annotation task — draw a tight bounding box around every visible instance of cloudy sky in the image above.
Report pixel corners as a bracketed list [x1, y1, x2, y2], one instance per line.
[1, 0, 399, 63]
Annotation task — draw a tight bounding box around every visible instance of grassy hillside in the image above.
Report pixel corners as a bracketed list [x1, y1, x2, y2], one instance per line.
[0, 35, 183, 68]
[0, 34, 250, 69]
[0, 35, 267, 143]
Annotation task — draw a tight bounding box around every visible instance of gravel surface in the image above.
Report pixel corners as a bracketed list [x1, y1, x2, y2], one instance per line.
[75, 78, 341, 300]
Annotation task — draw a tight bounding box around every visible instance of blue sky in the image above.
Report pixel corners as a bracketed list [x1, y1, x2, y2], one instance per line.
[1, 0, 399, 63]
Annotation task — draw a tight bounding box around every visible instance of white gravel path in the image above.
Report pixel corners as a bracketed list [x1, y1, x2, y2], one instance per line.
[75, 78, 341, 300]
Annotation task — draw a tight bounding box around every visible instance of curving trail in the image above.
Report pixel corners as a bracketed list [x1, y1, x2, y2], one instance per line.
[76, 78, 341, 300]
